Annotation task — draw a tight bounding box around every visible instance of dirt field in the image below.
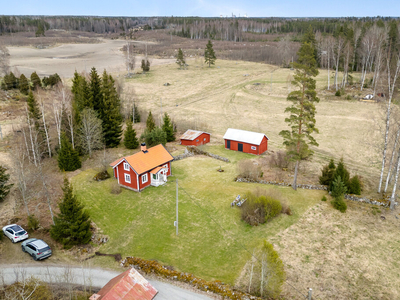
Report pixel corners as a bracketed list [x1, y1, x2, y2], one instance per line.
[8, 39, 175, 78]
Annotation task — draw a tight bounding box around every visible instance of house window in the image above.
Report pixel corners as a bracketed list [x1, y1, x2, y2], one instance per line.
[204, 138, 206, 141]
[142, 174, 148, 184]
[125, 174, 131, 183]
[164, 164, 168, 168]
[251, 146, 257, 150]
[152, 174, 157, 180]
[123, 163, 129, 171]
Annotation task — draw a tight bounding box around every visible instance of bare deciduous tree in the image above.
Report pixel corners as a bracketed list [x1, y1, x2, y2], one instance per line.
[125, 42, 136, 76]
[77, 108, 103, 158]
[0, 43, 10, 75]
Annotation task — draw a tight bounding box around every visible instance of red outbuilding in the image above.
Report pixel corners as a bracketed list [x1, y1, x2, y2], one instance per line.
[89, 267, 158, 300]
[180, 129, 211, 146]
[223, 128, 269, 155]
[110, 143, 174, 192]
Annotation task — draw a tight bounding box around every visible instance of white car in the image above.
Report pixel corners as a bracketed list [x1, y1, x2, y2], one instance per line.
[2, 224, 29, 243]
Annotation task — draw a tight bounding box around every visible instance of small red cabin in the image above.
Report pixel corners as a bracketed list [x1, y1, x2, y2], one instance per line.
[110, 143, 174, 192]
[223, 128, 268, 155]
[180, 130, 211, 146]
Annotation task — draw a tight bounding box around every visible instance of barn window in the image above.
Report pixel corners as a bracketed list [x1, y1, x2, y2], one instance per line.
[125, 174, 131, 183]
[251, 146, 256, 150]
[196, 139, 199, 142]
[123, 163, 129, 171]
[142, 174, 148, 184]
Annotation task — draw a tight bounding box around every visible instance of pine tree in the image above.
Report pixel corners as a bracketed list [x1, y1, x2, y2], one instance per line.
[162, 113, 175, 142]
[89, 67, 102, 112]
[146, 111, 156, 132]
[0, 166, 13, 203]
[50, 178, 91, 248]
[319, 158, 336, 185]
[19, 74, 29, 95]
[30, 71, 41, 90]
[176, 48, 186, 69]
[99, 71, 122, 148]
[58, 132, 81, 171]
[124, 119, 139, 149]
[279, 40, 319, 190]
[204, 40, 216, 67]
[302, 25, 318, 64]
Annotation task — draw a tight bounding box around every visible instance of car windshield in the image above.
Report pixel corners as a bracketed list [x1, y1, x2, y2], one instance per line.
[16, 231, 27, 236]
[39, 246, 51, 252]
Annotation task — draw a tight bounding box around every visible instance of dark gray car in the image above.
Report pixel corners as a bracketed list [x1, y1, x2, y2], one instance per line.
[21, 238, 52, 261]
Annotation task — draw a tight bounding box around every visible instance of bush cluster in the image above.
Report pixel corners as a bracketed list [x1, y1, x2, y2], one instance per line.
[123, 256, 262, 300]
[241, 189, 284, 226]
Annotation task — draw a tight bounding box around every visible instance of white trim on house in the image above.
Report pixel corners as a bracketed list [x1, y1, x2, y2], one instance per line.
[125, 174, 131, 183]
[117, 164, 120, 184]
[142, 173, 148, 184]
[223, 128, 268, 145]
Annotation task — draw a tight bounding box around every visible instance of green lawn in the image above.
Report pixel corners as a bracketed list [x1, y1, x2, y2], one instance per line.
[73, 146, 325, 283]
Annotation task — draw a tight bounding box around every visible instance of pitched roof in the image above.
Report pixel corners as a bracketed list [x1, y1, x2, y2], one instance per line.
[223, 128, 268, 145]
[150, 166, 163, 174]
[110, 144, 174, 175]
[180, 129, 210, 141]
[89, 268, 157, 300]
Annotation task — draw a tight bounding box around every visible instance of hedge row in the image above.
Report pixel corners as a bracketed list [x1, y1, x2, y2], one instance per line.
[121, 256, 262, 300]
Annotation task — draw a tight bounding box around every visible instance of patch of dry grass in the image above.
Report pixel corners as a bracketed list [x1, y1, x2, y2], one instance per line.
[268, 201, 400, 299]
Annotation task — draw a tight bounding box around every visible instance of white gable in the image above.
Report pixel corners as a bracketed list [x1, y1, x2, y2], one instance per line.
[223, 128, 268, 145]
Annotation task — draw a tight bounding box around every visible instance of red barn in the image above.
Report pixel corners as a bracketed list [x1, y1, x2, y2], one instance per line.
[223, 128, 268, 155]
[110, 143, 174, 192]
[89, 268, 158, 300]
[180, 129, 211, 146]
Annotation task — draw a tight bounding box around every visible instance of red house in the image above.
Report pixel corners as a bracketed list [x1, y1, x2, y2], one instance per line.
[110, 143, 174, 192]
[180, 129, 211, 146]
[89, 268, 158, 300]
[223, 128, 268, 155]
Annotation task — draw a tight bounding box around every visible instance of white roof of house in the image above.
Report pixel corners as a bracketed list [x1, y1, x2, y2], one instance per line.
[223, 128, 268, 145]
[180, 129, 210, 141]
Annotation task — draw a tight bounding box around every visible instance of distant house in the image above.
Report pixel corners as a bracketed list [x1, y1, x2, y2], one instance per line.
[223, 128, 268, 155]
[180, 129, 211, 146]
[110, 143, 174, 192]
[89, 268, 158, 300]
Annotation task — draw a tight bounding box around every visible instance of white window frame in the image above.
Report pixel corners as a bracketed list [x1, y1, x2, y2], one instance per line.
[123, 162, 130, 171]
[251, 146, 257, 150]
[204, 138, 206, 141]
[125, 174, 131, 183]
[142, 173, 148, 184]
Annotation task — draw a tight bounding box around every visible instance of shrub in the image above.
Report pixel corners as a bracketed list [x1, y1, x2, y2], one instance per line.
[332, 199, 347, 213]
[321, 195, 327, 201]
[141, 127, 167, 147]
[349, 175, 361, 195]
[335, 90, 341, 97]
[267, 150, 290, 169]
[238, 160, 260, 180]
[28, 214, 40, 231]
[110, 181, 122, 194]
[93, 170, 110, 181]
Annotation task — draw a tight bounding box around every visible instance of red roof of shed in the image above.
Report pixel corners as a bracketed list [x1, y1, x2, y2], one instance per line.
[89, 268, 158, 300]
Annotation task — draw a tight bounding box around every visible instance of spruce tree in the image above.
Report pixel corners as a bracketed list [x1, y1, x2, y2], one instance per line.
[141, 127, 167, 147]
[331, 176, 347, 213]
[124, 120, 139, 149]
[279, 40, 319, 190]
[204, 40, 216, 67]
[58, 132, 81, 171]
[89, 67, 102, 112]
[19, 74, 29, 95]
[349, 175, 361, 195]
[146, 111, 156, 132]
[133, 103, 141, 123]
[319, 158, 336, 185]
[72, 72, 90, 111]
[100, 71, 122, 148]
[303, 25, 318, 64]
[30, 71, 41, 90]
[332, 158, 350, 191]
[162, 113, 175, 142]
[0, 166, 13, 203]
[50, 178, 91, 248]
[176, 48, 186, 69]
[27, 91, 42, 123]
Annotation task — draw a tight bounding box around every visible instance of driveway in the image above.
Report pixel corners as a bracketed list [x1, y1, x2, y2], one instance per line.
[0, 265, 213, 300]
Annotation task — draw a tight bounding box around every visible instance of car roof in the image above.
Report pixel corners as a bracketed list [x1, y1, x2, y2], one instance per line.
[10, 225, 24, 232]
[29, 239, 49, 249]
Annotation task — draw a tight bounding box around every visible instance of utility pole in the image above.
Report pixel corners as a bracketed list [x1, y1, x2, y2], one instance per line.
[127, 42, 130, 76]
[308, 288, 312, 300]
[175, 179, 178, 236]
[132, 98, 135, 124]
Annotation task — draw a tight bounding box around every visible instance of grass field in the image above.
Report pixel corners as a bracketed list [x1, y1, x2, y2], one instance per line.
[73, 146, 324, 284]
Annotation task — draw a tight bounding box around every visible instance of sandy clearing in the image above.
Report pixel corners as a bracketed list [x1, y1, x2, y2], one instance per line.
[8, 39, 175, 78]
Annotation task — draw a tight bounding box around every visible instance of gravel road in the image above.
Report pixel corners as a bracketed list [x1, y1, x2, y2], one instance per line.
[0, 265, 213, 300]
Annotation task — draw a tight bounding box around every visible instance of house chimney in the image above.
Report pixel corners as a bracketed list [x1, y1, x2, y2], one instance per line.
[141, 142, 148, 153]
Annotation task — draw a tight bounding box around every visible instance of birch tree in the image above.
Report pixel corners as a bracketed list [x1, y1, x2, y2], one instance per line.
[0, 43, 9, 75]
[332, 31, 346, 91]
[77, 108, 103, 157]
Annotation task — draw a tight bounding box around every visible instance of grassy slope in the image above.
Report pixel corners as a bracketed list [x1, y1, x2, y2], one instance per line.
[73, 145, 324, 283]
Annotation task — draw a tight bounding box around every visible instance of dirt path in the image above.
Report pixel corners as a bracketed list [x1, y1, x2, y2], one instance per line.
[8, 39, 175, 78]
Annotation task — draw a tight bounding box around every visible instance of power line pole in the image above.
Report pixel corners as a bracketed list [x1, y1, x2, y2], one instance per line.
[308, 288, 312, 300]
[175, 179, 178, 236]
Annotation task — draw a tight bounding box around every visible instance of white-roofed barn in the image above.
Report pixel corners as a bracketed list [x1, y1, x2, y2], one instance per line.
[223, 128, 268, 155]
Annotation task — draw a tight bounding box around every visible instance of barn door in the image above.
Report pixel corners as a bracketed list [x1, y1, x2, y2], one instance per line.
[238, 143, 243, 152]
[227, 140, 231, 149]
